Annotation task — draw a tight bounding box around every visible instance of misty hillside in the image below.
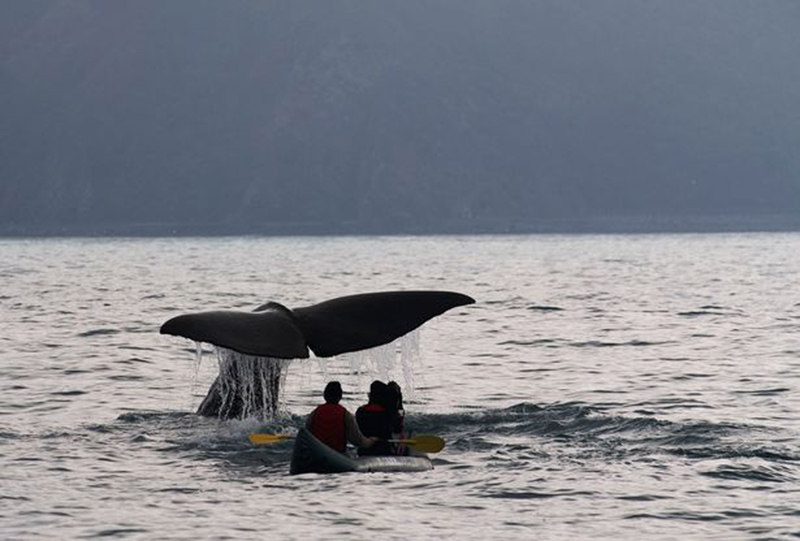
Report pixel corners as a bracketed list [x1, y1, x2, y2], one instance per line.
[1, 1, 799, 235]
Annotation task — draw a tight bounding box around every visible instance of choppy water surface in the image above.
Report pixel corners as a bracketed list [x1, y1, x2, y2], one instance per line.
[1, 234, 799, 540]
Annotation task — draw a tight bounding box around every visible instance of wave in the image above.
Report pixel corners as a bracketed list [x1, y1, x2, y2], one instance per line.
[527, 305, 564, 312]
[567, 339, 675, 348]
[410, 403, 798, 465]
[56, 402, 795, 478]
[77, 328, 121, 337]
[701, 463, 796, 483]
[677, 305, 743, 317]
[498, 339, 674, 348]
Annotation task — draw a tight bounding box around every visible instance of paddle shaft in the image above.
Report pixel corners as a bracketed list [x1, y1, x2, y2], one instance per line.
[251, 433, 445, 453]
[388, 435, 445, 453]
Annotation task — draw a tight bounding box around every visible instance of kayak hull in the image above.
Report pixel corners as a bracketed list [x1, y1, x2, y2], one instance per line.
[290, 428, 433, 475]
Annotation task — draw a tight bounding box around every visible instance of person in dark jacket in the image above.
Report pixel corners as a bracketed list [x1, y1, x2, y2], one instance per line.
[355, 380, 395, 456]
[385, 381, 409, 455]
[386, 381, 405, 434]
[306, 381, 376, 454]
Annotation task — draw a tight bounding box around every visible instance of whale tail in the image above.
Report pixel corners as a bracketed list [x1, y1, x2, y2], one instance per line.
[160, 290, 475, 419]
[160, 290, 474, 359]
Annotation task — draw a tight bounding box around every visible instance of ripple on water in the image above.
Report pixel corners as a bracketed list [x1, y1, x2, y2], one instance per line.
[88, 528, 150, 538]
[77, 329, 121, 337]
[50, 390, 87, 396]
[482, 489, 588, 500]
[732, 387, 791, 396]
[701, 462, 797, 483]
[527, 305, 565, 312]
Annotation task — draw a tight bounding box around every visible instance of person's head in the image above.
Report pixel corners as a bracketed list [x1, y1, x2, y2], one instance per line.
[323, 381, 343, 404]
[387, 381, 403, 409]
[368, 380, 387, 404]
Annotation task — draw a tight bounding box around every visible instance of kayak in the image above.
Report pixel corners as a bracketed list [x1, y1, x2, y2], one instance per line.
[289, 427, 433, 475]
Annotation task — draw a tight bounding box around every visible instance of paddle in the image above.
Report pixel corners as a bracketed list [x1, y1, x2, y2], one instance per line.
[389, 435, 445, 453]
[249, 433, 446, 453]
[249, 433, 292, 446]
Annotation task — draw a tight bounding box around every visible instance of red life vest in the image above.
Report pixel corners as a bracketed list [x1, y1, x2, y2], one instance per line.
[356, 403, 390, 439]
[310, 403, 347, 453]
[362, 403, 385, 413]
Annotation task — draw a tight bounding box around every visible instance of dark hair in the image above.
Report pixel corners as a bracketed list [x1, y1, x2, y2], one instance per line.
[387, 381, 403, 410]
[323, 381, 343, 404]
[369, 380, 387, 404]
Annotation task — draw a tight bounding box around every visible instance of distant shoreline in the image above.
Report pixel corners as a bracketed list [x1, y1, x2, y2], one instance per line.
[2, 214, 800, 238]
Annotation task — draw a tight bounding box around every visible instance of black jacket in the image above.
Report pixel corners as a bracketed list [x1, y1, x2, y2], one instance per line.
[355, 403, 394, 456]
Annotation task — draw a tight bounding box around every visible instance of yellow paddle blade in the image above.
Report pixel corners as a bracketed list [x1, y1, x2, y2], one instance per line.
[249, 433, 293, 446]
[392, 434, 445, 453]
[250, 433, 445, 453]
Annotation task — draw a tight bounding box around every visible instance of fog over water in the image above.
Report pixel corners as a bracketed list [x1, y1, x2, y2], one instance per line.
[1, 1, 799, 234]
[1, 235, 799, 539]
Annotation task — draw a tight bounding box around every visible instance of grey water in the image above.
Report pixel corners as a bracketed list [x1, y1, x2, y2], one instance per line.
[1, 234, 798, 540]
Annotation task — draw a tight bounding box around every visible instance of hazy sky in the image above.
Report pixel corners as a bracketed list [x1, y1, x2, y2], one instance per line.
[1, 1, 799, 234]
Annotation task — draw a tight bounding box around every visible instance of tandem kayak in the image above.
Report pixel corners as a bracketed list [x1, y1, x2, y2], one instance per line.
[289, 428, 433, 475]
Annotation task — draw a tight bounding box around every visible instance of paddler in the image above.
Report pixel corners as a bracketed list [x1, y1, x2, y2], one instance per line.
[386, 381, 409, 456]
[355, 381, 396, 456]
[306, 381, 377, 454]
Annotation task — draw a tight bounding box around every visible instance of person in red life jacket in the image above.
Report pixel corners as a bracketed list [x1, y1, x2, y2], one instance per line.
[306, 381, 376, 454]
[355, 380, 396, 456]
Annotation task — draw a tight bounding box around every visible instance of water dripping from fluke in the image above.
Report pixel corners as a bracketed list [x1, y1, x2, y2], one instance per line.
[196, 348, 291, 420]
[159, 290, 475, 420]
[195, 331, 423, 421]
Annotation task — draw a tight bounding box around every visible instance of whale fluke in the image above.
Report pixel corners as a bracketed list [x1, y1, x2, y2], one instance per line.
[160, 290, 474, 359]
[160, 303, 309, 359]
[293, 291, 474, 357]
[160, 290, 474, 419]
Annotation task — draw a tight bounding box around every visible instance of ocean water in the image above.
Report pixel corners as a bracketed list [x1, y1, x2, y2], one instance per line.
[1, 234, 798, 540]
